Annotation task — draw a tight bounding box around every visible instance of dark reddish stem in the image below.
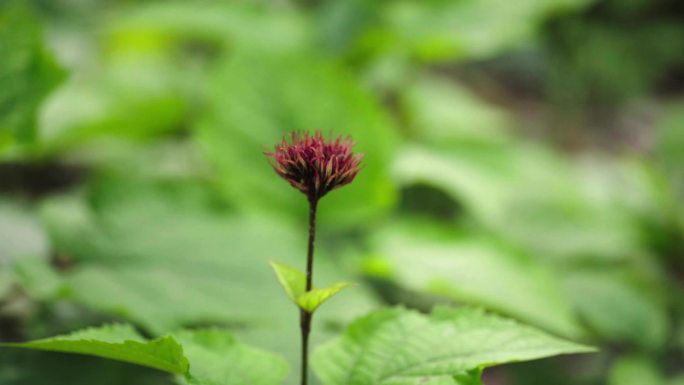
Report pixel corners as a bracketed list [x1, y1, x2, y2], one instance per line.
[300, 198, 317, 385]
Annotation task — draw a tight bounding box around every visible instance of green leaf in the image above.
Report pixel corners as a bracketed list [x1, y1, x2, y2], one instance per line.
[298, 282, 354, 313]
[270, 261, 354, 313]
[0, 1, 65, 155]
[312, 306, 595, 385]
[370, 220, 581, 337]
[1, 324, 189, 374]
[173, 329, 289, 385]
[564, 271, 669, 349]
[2, 325, 289, 385]
[269, 260, 307, 304]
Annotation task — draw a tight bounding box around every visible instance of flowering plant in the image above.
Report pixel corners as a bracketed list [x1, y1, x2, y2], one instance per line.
[266, 131, 364, 385]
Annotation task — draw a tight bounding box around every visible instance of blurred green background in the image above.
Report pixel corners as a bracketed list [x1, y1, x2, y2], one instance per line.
[0, 0, 683, 384]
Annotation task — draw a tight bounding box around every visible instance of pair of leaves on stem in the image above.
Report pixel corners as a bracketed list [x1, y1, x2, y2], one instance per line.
[269, 260, 354, 313]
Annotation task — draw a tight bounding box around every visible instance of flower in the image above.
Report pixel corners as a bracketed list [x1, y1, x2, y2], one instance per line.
[265, 131, 364, 201]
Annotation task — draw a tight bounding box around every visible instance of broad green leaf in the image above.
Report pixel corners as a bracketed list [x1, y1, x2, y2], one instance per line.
[312, 306, 594, 385]
[384, 0, 596, 62]
[270, 261, 354, 313]
[195, 49, 398, 227]
[2, 325, 288, 385]
[1, 324, 189, 374]
[173, 329, 288, 385]
[369, 220, 581, 337]
[0, 1, 65, 156]
[106, 2, 309, 56]
[393, 144, 646, 262]
[564, 271, 668, 349]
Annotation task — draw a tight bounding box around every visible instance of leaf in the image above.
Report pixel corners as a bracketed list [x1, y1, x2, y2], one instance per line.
[1, 324, 289, 385]
[393, 144, 646, 262]
[564, 271, 669, 349]
[270, 261, 354, 313]
[0, 1, 65, 155]
[608, 355, 665, 385]
[1, 324, 189, 374]
[297, 282, 355, 313]
[172, 329, 289, 385]
[383, 0, 596, 62]
[401, 75, 511, 145]
[369, 220, 581, 337]
[312, 306, 595, 385]
[195, 49, 398, 227]
[269, 260, 307, 304]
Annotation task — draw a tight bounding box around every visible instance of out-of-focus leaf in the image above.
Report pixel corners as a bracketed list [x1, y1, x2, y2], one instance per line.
[106, 2, 309, 56]
[384, 0, 596, 62]
[172, 329, 289, 385]
[0, 201, 49, 265]
[369, 220, 581, 337]
[2, 325, 289, 385]
[196, 49, 398, 227]
[312, 306, 594, 385]
[657, 101, 684, 200]
[0, 2, 65, 156]
[608, 355, 665, 385]
[394, 144, 646, 261]
[38, 57, 187, 154]
[13, 258, 63, 300]
[28, 180, 378, 334]
[0, 201, 50, 298]
[564, 271, 669, 349]
[401, 76, 511, 144]
[270, 261, 353, 313]
[2, 324, 189, 374]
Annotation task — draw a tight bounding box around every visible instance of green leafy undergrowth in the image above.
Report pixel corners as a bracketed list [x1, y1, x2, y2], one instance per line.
[15, 180, 378, 384]
[3, 306, 595, 385]
[1, 324, 288, 385]
[313, 306, 595, 385]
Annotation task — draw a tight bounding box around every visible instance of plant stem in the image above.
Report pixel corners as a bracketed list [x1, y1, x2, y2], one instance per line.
[300, 198, 317, 385]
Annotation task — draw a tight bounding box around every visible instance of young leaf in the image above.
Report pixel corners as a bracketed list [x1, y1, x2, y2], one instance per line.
[270, 260, 354, 313]
[312, 306, 595, 385]
[1, 324, 189, 374]
[298, 282, 354, 313]
[270, 260, 307, 303]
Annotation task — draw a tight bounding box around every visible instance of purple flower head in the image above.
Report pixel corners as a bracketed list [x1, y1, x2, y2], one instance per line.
[265, 131, 364, 202]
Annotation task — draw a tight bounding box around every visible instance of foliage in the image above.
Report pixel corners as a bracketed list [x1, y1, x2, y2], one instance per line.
[1, 0, 682, 384]
[313, 306, 593, 385]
